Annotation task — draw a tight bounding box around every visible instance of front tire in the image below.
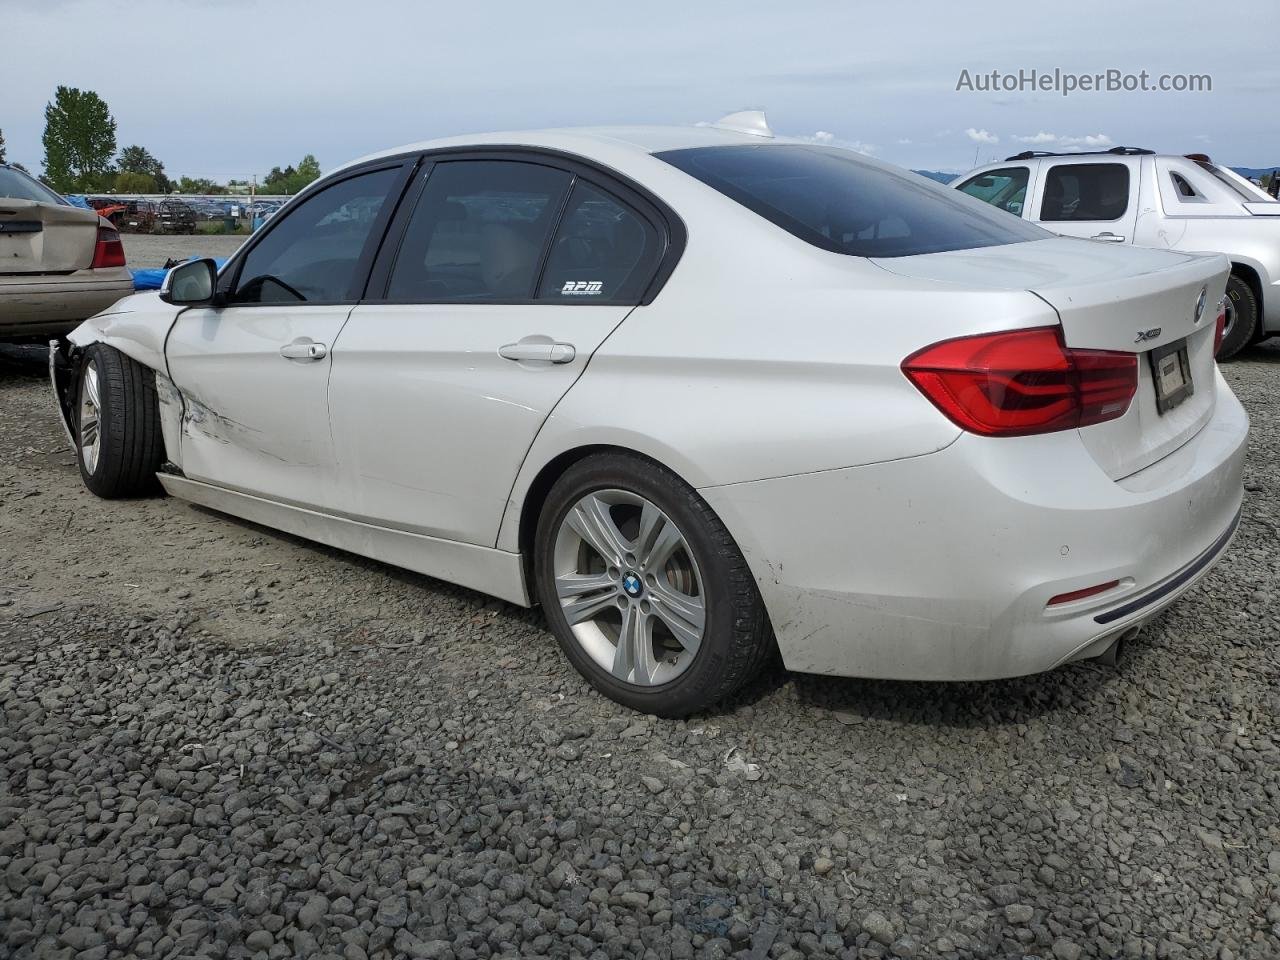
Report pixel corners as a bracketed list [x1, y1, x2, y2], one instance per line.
[76, 344, 165, 498]
[1217, 274, 1258, 360]
[534, 453, 773, 717]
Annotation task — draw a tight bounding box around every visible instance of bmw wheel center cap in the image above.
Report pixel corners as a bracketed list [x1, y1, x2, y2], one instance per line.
[622, 572, 644, 598]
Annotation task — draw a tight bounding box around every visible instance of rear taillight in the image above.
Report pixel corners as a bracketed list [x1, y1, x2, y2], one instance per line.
[1213, 302, 1227, 356]
[91, 226, 126, 269]
[902, 326, 1138, 437]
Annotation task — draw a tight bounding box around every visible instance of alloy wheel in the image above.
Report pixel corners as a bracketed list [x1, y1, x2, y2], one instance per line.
[78, 359, 102, 475]
[552, 489, 706, 686]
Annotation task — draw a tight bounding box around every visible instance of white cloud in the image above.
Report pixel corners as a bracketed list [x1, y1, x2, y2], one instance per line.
[796, 130, 877, 154]
[965, 128, 999, 145]
[1011, 132, 1113, 150]
[896, 138, 913, 145]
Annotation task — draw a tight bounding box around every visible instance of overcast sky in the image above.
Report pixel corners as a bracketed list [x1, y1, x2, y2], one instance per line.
[4, 0, 1277, 182]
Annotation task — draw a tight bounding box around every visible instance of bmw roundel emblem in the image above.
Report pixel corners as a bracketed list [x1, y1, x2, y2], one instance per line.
[1194, 286, 1207, 322]
[622, 573, 643, 597]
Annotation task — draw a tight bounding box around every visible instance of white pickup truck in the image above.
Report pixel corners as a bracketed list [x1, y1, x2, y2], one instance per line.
[954, 148, 1280, 358]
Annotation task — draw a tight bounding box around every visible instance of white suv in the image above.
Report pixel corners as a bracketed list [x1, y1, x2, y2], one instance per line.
[954, 148, 1280, 358]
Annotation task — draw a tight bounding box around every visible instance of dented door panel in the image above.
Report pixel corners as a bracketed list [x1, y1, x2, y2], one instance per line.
[165, 304, 353, 509]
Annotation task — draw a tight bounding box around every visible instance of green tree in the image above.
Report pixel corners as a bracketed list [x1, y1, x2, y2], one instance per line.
[262, 154, 321, 195]
[176, 176, 225, 195]
[42, 86, 117, 192]
[0, 128, 6, 164]
[117, 144, 170, 192]
[114, 171, 158, 193]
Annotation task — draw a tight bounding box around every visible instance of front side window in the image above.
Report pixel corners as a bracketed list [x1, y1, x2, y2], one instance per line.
[230, 166, 398, 304]
[1040, 163, 1131, 221]
[657, 144, 1045, 258]
[955, 166, 1030, 216]
[538, 183, 661, 301]
[386, 161, 571, 302]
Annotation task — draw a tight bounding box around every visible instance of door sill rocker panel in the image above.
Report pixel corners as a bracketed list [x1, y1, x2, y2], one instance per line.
[157, 474, 531, 606]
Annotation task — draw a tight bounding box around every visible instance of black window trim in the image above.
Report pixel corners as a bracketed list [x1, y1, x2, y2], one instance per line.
[214, 155, 419, 308]
[363, 146, 687, 308]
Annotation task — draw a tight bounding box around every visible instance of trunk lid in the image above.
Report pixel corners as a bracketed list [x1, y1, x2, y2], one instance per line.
[0, 199, 100, 275]
[872, 236, 1229, 479]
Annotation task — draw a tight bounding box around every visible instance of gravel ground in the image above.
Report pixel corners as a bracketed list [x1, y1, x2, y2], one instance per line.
[122, 234, 249, 269]
[1, 331, 1278, 960]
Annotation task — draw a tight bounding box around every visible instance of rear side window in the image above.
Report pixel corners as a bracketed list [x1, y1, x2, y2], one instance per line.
[955, 166, 1029, 216]
[231, 167, 398, 304]
[1040, 163, 1130, 221]
[1171, 172, 1199, 198]
[387, 160, 571, 302]
[657, 144, 1044, 258]
[538, 183, 661, 301]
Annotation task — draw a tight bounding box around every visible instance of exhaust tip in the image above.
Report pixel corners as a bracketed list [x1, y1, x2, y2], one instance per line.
[1094, 626, 1141, 666]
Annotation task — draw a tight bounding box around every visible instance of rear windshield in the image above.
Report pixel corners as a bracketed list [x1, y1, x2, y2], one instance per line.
[0, 167, 67, 205]
[656, 144, 1046, 258]
[1196, 161, 1276, 203]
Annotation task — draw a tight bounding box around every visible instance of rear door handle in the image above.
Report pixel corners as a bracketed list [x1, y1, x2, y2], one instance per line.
[1091, 232, 1126, 242]
[279, 338, 328, 361]
[498, 338, 576, 364]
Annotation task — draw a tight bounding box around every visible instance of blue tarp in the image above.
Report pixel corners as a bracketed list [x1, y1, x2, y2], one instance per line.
[131, 258, 229, 291]
[63, 194, 92, 209]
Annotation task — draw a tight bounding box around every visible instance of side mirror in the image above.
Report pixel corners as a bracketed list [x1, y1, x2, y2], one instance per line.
[160, 258, 218, 306]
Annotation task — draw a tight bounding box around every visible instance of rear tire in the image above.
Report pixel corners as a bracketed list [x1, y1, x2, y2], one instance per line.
[534, 452, 773, 717]
[76, 344, 165, 498]
[1217, 274, 1258, 360]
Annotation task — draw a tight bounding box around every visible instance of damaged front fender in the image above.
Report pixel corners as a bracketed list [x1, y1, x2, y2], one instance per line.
[51, 293, 187, 465]
[48, 340, 78, 453]
[65, 292, 180, 373]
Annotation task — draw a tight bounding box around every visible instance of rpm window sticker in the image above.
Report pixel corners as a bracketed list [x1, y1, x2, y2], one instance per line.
[560, 280, 604, 296]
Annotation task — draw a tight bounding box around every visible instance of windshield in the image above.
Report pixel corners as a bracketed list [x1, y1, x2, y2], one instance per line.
[657, 144, 1047, 258]
[0, 167, 68, 205]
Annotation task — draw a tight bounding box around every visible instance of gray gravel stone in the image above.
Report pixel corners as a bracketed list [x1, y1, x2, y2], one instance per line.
[0, 339, 1278, 960]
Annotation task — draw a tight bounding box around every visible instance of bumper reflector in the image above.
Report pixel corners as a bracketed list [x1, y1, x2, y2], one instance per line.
[1048, 580, 1120, 606]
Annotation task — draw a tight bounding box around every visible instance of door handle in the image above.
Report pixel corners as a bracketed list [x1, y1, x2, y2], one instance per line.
[1091, 232, 1126, 242]
[498, 339, 576, 364]
[279, 338, 328, 361]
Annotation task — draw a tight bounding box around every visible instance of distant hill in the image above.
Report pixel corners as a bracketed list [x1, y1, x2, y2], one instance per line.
[912, 170, 959, 184]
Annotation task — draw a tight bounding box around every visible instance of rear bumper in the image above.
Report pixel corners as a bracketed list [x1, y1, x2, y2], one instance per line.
[701, 369, 1249, 681]
[0, 272, 134, 336]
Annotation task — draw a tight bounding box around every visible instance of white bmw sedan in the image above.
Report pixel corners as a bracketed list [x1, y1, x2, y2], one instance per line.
[51, 116, 1248, 716]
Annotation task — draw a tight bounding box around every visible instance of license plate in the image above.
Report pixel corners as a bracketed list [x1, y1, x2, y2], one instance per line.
[1149, 338, 1194, 414]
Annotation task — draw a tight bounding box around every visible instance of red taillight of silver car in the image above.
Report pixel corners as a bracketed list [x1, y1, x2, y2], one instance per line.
[90, 226, 126, 270]
[902, 326, 1138, 437]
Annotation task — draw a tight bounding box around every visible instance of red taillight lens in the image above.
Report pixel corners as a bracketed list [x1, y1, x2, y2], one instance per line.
[1213, 305, 1227, 356]
[91, 226, 126, 269]
[902, 326, 1138, 437]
